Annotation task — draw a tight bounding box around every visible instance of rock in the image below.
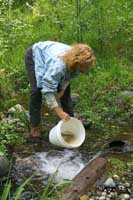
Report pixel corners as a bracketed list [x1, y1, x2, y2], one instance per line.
[71, 93, 80, 106]
[104, 178, 116, 188]
[124, 182, 130, 188]
[99, 196, 106, 200]
[101, 191, 106, 196]
[119, 193, 130, 200]
[8, 107, 16, 114]
[113, 174, 120, 181]
[12, 156, 46, 186]
[119, 91, 133, 97]
[15, 104, 25, 112]
[0, 153, 9, 177]
[106, 198, 110, 200]
[118, 184, 126, 192]
[19, 191, 33, 200]
[8, 104, 25, 116]
[80, 195, 89, 200]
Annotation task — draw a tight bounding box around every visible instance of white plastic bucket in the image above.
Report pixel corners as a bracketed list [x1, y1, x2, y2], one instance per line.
[49, 117, 86, 148]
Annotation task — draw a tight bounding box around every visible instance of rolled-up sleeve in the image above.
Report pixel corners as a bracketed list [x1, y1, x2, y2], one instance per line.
[44, 92, 58, 109]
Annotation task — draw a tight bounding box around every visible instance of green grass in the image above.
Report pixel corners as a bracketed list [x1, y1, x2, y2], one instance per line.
[0, 171, 72, 200]
[72, 58, 132, 128]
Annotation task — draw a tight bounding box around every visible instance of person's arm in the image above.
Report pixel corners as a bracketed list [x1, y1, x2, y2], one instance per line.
[55, 80, 70, 101]
[55, 89, 65, 101]
[44, 92, 70, 120]
[53, 106, 70, 120]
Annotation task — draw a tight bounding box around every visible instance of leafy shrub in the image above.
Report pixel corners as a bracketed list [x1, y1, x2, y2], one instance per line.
[0, 119, 24, 154]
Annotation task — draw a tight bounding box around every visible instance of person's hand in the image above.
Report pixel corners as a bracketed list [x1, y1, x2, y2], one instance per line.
[53, 106, 70, 120]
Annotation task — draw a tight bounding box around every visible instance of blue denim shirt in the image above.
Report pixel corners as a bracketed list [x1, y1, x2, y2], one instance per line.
[32, 41, 79, 108]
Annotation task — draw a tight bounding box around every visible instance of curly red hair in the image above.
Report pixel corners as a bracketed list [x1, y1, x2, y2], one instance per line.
[62, 44, 95, 72]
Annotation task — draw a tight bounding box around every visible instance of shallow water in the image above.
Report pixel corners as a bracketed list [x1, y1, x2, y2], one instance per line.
[61, 131, 76, 144]
[35, 149, 85, 183]
[12, 122, 132, 186]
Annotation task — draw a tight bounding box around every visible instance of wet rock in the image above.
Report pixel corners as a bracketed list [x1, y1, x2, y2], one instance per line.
[12, 156, 45, 186]
[104, 178, 116, 188]
[119, 193, 130, 199]
[0, 153, 9, 177]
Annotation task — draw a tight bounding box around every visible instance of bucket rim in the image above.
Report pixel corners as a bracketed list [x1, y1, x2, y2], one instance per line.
[56, 117, 86, 148]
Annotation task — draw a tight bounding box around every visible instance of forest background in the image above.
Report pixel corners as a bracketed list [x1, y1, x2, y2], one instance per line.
[0, 0, 132, 153]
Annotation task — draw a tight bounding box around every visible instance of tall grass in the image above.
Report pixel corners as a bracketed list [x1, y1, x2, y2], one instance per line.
[1, 169, 72, 200]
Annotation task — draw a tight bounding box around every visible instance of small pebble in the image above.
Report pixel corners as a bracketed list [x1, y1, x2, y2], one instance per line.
[99, 196, 106, 200]
[118, 184, 126, 192]
[89, 172, 131, 200]
[80, 195, 89, 200]
[107, 194, 111, 198]
[104, 178, 116, 188]
[127, 188, 131, 194]
[101, 191, 107, 196]
[96, 191, 101, 196]
[119, 193, 130, 200]
[124, 182, 130, 188]
[106, 198, 110, 200]
[113, 174, 120, 181]
[121, 177, 126, 182]
[110, 192, 116, 198]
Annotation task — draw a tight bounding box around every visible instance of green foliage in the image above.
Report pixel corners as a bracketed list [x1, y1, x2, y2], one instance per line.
[0, 0, 32, 65]
[1, 171, 72, 200]
[72, 59, 132, 128]
[0, 105, 29, 154]
[127, 161, 133, 168]
[0, 0, 132, 129]
[0, 69, 14, 110]
[107, 157, 129, 177]
[1, 175, 34, 200]
[0, 119, 24, 154]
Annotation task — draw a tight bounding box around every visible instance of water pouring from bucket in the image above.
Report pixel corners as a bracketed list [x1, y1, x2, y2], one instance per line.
[49, 117, 86, 148]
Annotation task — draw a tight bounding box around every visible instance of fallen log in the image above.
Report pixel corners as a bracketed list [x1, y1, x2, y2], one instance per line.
[63, 157, 107, 200]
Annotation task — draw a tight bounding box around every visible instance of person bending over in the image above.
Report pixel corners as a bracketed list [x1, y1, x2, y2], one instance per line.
[25, 41, 95, 137]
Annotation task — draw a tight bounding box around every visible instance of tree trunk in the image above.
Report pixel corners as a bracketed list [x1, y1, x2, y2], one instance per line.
[63, 157, 107, 200]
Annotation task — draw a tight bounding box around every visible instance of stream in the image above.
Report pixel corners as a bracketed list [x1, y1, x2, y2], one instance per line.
[11, 122, 132, 194]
